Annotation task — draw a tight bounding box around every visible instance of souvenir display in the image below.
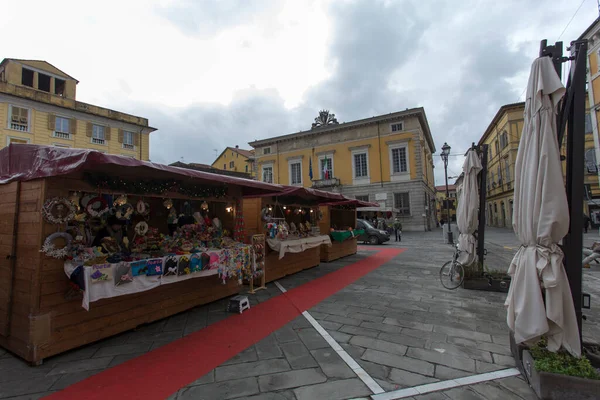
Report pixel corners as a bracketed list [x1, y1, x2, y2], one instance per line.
[135, 221, 149, 236]
[41, 232, 73, 259]
[42, 197, 77, 225]
[114, 262, 134, 286]
[91, 263, 112, 283]
[116, 203, 134, 220]
[113, 194, 128, 207]
[136, 199, 150, 216]
[86, 196, 110, 217]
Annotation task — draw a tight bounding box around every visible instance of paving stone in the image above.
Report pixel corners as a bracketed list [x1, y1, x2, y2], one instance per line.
[222, 346, 258, 365]
[0, 375, 60, 398]
[357, 360, 391, 380]
[96, 332, 132, 347]
[378, 332, 427, 348]
[492, 353, 516, 367]
[476, 341, 512, 356]
[48, 357, 114, 375]
[413, 392, 449, 400]
[188, 370, 215, 386]
[275, 325, 299, 343]
[108, 352, 146, 367]
[126, 330, 183, 344]
[382, 318, 434, 332]
[340, 343, 366, 359]
[407, 347, 476, 372]
[444, 387, 485, 400]
[401, 328, 447, 343]
[475, 360, 507, 373]
[426, 342, 493, 363]
[258, 368, 327, 391]
[325, 314, 363, 326]
[375, 378, 401, 392]
[279, 342, 318, 370]
[50, 369, 103, 390]
[388, 368, 439, 387]
[319, 320, 343, 331]
[297, 328, 329, 350]
[492, 335, 510, 345]
[179, 377, 259, 400]
[244, 392, 296, 400]
[448, 337, 478, 348]
[433, 326, 492, 342]
[339, 325, 380, 338]
[0, 361, 54, 384]
[350, 335, 408, 356]
[256, 334, 284, 360]
[329, 330, 352, 343]
[471, 381, 513, 400]
[45, 345, 100, 366]
[362, 349, 435, 376]
[495, 376, 538, 400]
[215, 359, 290, 381]
[92, 343, 151, 358]
[434, 365, 470, 380]
[289, 316, 312, 329]
[293, 378, 371, 400]
[361, 321, 405, 334]
[310, 349, 355, 378]
[346, 306, 385, 316]
[346, 312, 385, 323]
[4, 391, 58, 400]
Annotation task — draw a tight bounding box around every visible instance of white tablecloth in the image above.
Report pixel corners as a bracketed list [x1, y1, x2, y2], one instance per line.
[267, 235, 331, 259]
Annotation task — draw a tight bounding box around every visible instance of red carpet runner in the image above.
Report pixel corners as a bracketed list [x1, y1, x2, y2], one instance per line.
[47, 248, 403, 400]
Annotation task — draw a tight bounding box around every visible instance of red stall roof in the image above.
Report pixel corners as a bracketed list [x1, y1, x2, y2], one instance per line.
[0, 144, 284, 195]
[320, 199, 380, 208]
[244, 186, 346, 203]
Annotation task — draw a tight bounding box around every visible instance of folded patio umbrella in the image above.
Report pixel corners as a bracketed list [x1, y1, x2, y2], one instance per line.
[505, 56, 581, 357]
[456, 149, 482, 266]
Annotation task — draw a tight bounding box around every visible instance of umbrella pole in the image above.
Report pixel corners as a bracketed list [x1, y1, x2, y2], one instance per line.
[477, 144, 489, 270]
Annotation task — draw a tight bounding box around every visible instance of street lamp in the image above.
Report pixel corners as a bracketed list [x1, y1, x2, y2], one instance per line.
[441, 142, 453, 244]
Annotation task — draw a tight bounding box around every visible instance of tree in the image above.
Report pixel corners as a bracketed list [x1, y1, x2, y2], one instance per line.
[311, 110, 339, 129]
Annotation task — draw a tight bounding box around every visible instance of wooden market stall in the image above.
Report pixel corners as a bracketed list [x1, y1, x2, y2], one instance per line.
[0, 144, 283, 364]
[243, 187, 345, 283]
[318, 199, 378, 262]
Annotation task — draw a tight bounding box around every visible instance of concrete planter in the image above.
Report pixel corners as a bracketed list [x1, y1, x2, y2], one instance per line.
[462, 275, 511, 293]
[522, 350, 600, 400]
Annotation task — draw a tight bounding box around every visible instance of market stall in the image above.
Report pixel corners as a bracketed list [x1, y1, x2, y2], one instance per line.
[0, 144, 283, 364]
[319, 199, 377, 262]
[243, 187, 344, 282]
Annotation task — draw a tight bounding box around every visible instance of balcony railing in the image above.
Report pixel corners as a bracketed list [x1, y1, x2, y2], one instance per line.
[53, 131, 70, 140]
[312, 177, 340, 188]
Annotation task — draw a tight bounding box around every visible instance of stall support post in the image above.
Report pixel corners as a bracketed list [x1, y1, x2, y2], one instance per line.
[477, 144, 488, 269]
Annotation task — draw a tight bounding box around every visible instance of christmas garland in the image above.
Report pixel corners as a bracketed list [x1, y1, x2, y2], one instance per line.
[86, 196, 110, 217]
[135, 221, 149, 236]
[42, 197, 76, 225]
[40, 232, 73, 259]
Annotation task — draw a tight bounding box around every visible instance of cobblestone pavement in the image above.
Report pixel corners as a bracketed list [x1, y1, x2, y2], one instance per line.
[1, 228, 598, 399]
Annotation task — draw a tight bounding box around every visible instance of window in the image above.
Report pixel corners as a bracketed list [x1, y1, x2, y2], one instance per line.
[355, 195, 369, 202]
[585, 113, 593, 134]
[52, 116, 71, 139]
[497, 165, 502, 184]
[122, 131, 134, 149]
[9, 105, 29, 132]
[263, 147, 271, 155]
[499, 131, 508, 149]
[6, 136, 29, 145]
[391, 122, 403, 132]
[319, 155, 333, 179]
[21, 69, 34, 87]
[262, 165, 273, 183]
[491, 171, 495, 186]
[495, 140, 499, 155]
[55, 78, 65, 96]
[585, 149, 598, 173]
[224, 164, 227, 170]
[38, 73, 51, 92]
[289, 161, 302, 185]
[229, 161, 235, 168]
[92, 125, 105, 144]
[353, 153, 368, 178]
[245, 165, 248, 173]
[391, 146, 408, 173]
[488, 146, 493, 161]
[504, 159, 511, 182]
[394, 193, 410, 216]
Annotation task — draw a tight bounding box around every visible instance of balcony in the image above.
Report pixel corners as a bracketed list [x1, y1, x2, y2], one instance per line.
[53, 131, 71, 140]
[122, 143, 134, 150]
[312, 177, 340, 188]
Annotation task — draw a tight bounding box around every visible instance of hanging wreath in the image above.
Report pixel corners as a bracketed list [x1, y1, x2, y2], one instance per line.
[42, 197, 76, 225]
[136, 200, 150, 216]
[116, 203, 134, 220]
[86, 196, 110, 217]
[40, 232, 73, 259]
[135, 221, 149, 236]
[261, 207, 272, 222]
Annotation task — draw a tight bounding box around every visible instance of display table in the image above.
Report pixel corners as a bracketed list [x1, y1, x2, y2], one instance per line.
[329, 229, 364, 242]
[321, 230, 363, 262]
[267, 235, 331, 259]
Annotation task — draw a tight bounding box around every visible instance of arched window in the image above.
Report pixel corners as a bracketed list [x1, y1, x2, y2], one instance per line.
[585, 149, 597, 173]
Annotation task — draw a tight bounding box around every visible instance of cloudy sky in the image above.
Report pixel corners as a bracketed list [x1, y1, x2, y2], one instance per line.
[4, 0, 596, 183]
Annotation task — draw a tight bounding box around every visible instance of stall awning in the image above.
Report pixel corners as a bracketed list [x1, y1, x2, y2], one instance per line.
[320, 199, 379, 208]
[0, 144, 284, 196]
[244, 186, 347, 204]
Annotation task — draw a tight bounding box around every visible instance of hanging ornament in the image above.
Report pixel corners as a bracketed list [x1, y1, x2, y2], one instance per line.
[201, 201, 209, 211]
[116, 203, 134, 220]
[260, 207, 272, 222]
[136, 199, 150, 216]
[113, 194, 128, 207]
[86, 196, 110, 217]
[163, 199, 173, 209]
[42, 197, 77, 225]
[135, 221, 149, 236]
[69, 191, 82, 210]
[40, 232, 73, 259]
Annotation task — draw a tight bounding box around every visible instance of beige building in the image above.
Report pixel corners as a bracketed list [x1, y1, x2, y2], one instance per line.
[211, 146, 256, 177]
[0, 58, 155, 159]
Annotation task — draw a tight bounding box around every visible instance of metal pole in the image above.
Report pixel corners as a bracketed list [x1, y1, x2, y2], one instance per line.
[444, 159, 453, 244]
[477, 144, 489, 268]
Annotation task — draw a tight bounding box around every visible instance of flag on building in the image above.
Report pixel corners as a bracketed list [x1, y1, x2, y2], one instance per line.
[309, 157, 313, 180]
[323, 155, 329, 179]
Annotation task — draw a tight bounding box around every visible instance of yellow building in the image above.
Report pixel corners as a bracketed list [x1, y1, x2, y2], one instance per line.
[435, 184, 457, 224]
[0, 58, 155, 159]
[211, 145, 255, 177]
[249, 108, 437, 231]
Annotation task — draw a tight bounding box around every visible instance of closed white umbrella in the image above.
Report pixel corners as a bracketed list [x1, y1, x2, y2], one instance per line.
[456, 149, 482, 266]
[505, 56, 581, 357]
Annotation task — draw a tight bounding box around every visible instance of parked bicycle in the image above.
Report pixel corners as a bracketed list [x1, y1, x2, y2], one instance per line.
[439, 243, 465, 290]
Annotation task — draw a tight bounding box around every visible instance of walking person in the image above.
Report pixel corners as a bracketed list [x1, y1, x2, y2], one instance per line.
[584, 213, 591, 233]
[393, 218, 402, 242]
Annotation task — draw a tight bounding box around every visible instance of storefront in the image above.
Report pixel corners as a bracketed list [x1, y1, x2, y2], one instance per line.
[0, 144, 282, 364]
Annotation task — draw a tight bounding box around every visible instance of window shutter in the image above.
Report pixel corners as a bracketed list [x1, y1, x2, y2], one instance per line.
[134, 132, 140, 146]
[47, 114, 56, 131]
[70, 118, 77, 134]
[118, 129, 124, 143]
[105, 127, 111, 141]
[86, 122, 92, 137]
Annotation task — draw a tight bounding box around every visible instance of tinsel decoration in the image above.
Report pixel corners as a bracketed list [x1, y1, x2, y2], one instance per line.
[40, 232, 73, 259]
[233, 198, 246, 242]
[83, 173, 227, 198]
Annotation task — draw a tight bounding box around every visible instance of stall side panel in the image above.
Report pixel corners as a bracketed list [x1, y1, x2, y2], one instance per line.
[0, 182, 18, 336]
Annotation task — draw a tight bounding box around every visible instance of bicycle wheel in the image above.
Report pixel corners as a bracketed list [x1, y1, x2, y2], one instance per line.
[439, 260, 465, 290]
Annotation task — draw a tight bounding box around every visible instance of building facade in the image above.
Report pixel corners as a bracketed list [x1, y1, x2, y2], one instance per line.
[0, 58, 155, 159]
[435, 184, 457, 224]
[211, 146, 256, 177]
[249, 108, 437, 231]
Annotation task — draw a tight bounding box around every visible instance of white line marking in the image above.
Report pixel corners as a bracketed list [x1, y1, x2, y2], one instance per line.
[273, 280, 385, 395]
[371, 368, 521, 400]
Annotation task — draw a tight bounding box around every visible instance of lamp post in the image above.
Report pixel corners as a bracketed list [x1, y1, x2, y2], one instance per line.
[441, 142, 453, 244]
